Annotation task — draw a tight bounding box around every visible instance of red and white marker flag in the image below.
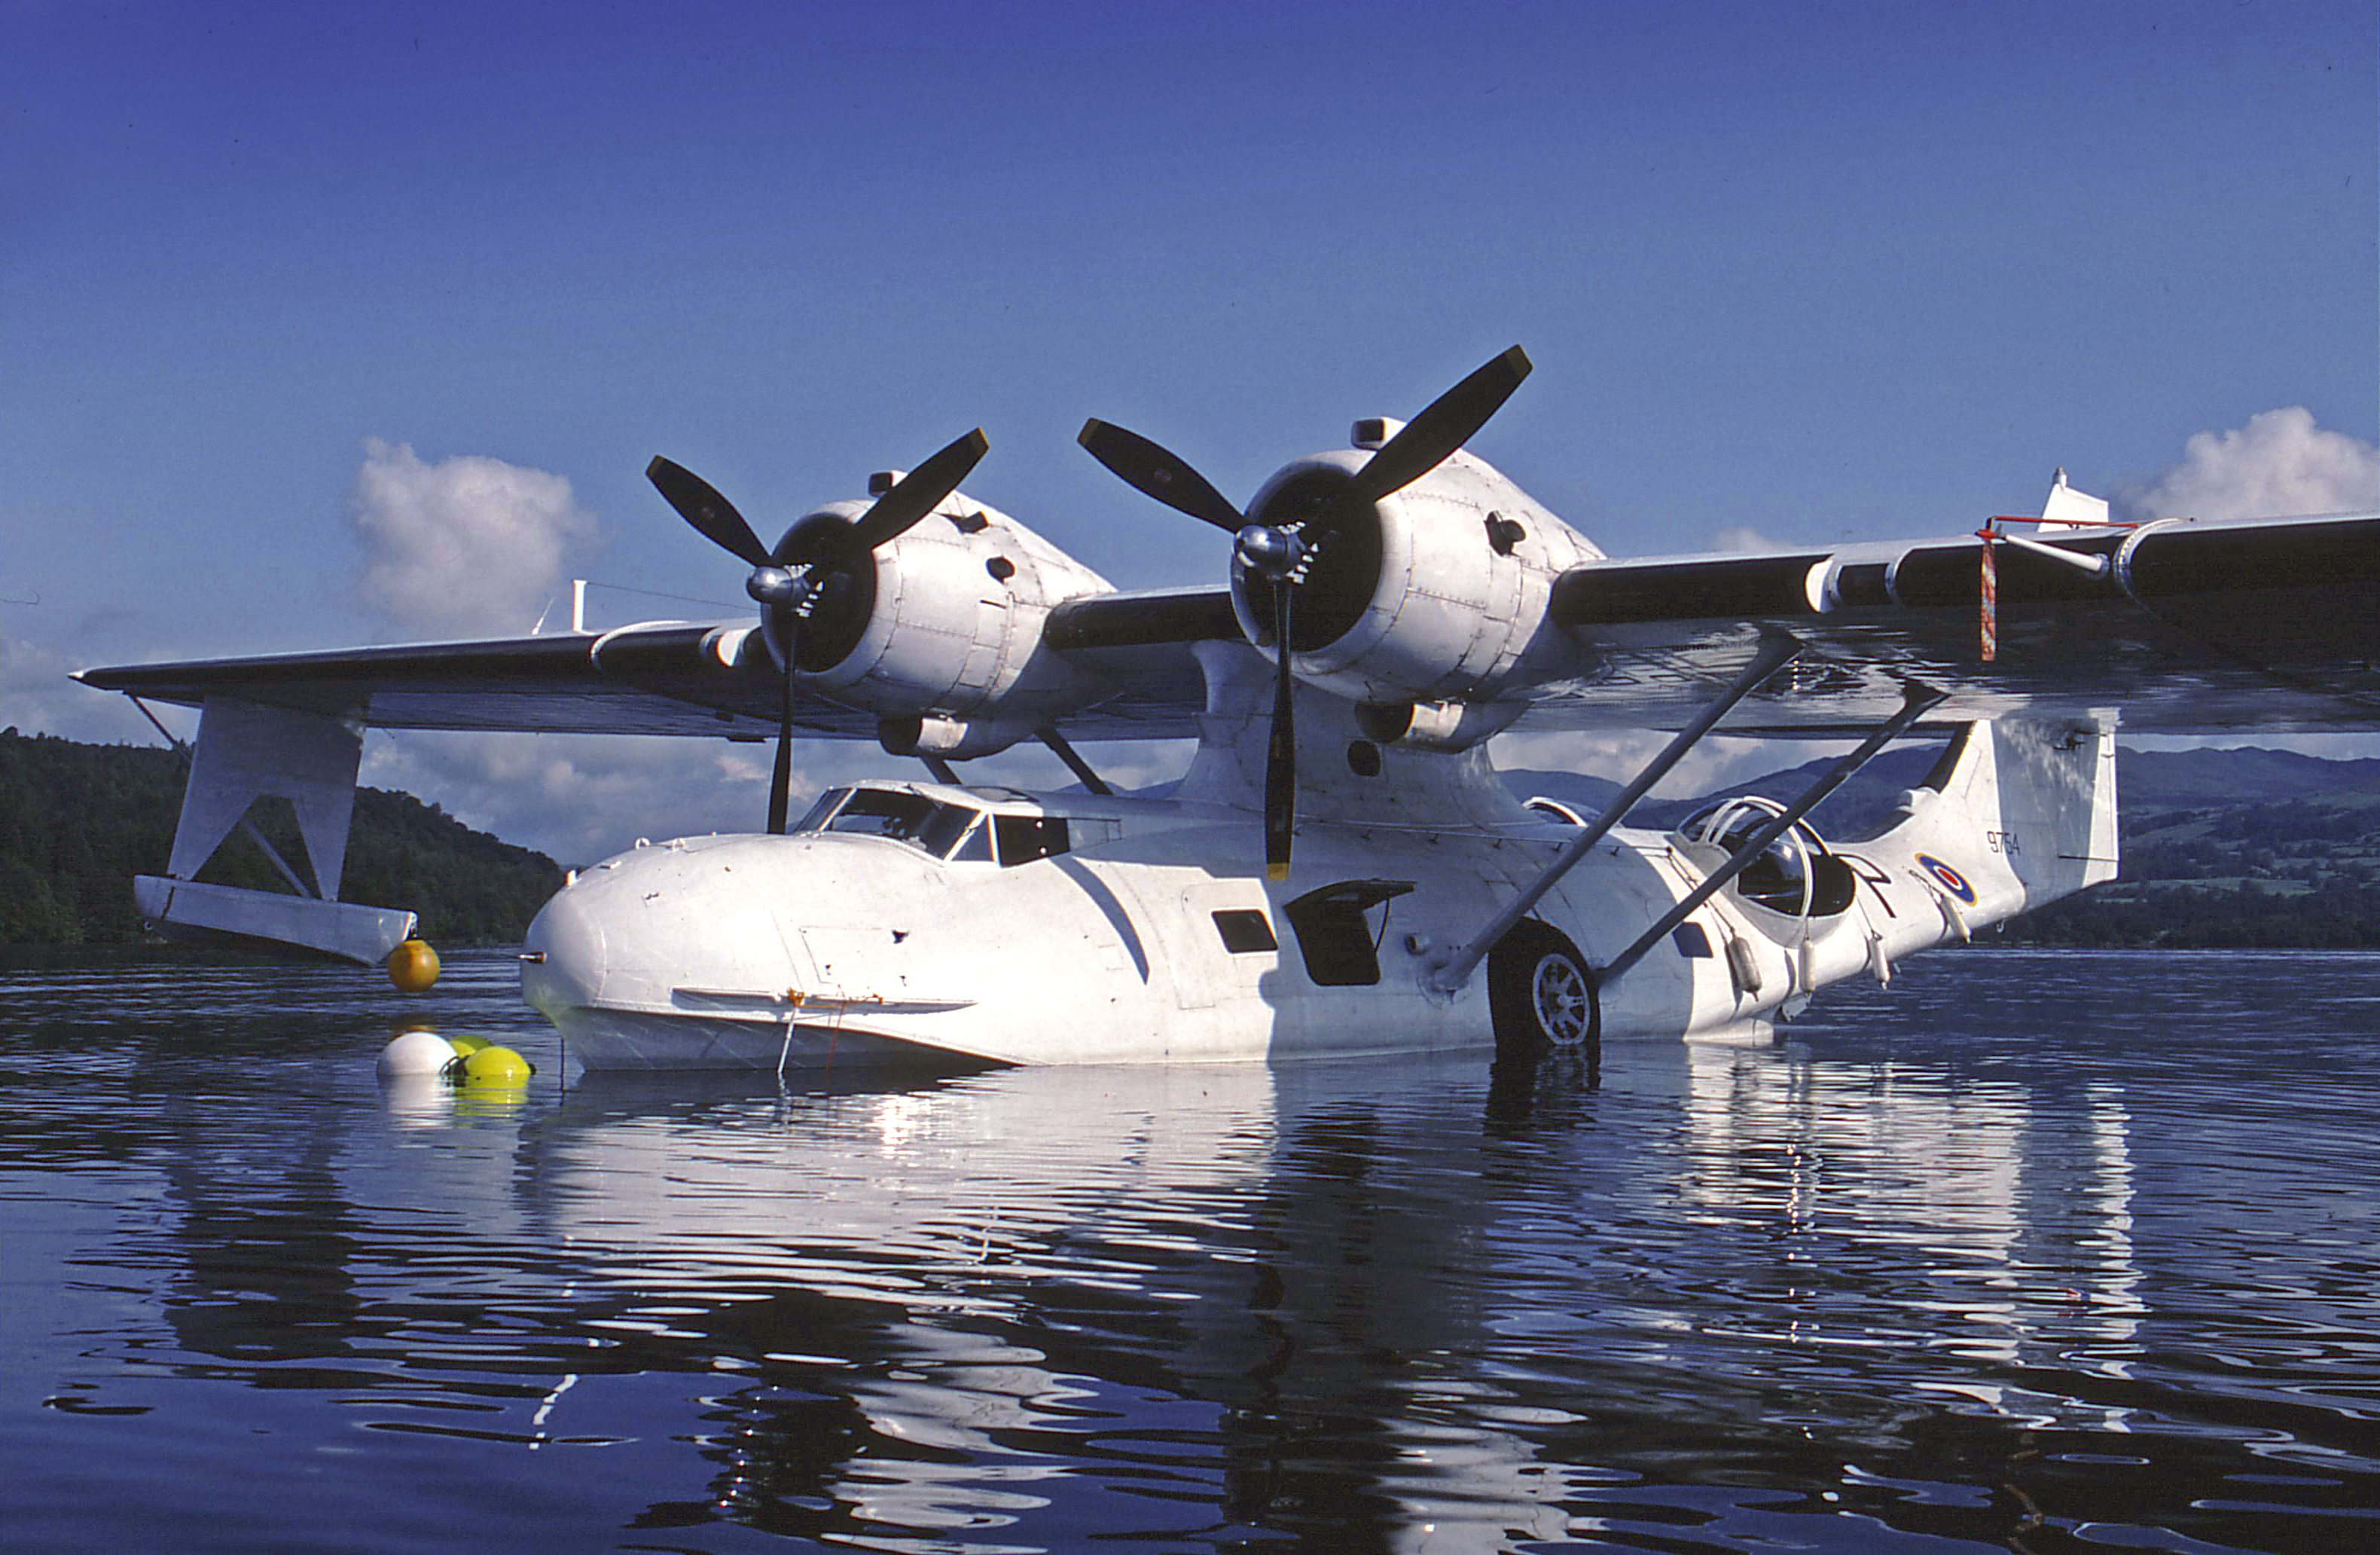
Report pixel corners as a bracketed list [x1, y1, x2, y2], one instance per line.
[1977, 527, 1998, 663]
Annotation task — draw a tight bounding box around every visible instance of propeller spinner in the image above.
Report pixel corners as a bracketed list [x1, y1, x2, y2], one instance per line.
[1078, 347, 1532, 878]
[647, 429, 990, 834]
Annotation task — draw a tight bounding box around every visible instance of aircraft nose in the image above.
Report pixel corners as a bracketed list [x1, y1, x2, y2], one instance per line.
[523, 884, 608, 1012]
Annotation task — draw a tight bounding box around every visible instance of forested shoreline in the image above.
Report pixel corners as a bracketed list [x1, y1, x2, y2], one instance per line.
[1, 729, 560, 949]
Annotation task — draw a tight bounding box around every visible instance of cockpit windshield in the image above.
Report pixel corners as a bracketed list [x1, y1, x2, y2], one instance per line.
[796, 787, 984, 859]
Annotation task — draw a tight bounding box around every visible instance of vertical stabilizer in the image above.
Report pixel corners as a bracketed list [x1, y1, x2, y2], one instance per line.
[1986, 714, 2120, 900]
[1875, 713, 2118, 936]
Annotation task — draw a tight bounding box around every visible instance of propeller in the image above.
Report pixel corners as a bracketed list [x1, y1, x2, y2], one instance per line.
[647, 428, 990, 834]
[1078, 346, 1533, 880]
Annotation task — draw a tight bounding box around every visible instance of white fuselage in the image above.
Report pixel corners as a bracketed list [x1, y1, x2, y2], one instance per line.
[517, 710, 2099, 1071]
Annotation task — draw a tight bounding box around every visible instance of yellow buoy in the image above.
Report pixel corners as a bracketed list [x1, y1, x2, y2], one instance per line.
[387, 939, 441, 993]
[460, 1044, 532, 1084]
[445, 1034, 493, 1056]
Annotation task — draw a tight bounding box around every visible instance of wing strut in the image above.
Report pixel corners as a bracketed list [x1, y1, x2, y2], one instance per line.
[1036, 725, 1114, 796]
[1595, 680, 1948, 991]
[1423, 634, 1803, 997]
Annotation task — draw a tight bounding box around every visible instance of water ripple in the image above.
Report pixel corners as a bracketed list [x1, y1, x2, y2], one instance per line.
[3, 949, 2378, 1550]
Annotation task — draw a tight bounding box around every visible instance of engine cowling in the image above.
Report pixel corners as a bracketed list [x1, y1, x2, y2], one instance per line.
[1228, 423, 1604, 735]
[753, 481, 1115, 756]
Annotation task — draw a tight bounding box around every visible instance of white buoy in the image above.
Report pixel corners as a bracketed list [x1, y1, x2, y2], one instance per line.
[377, 1029, 459, 1079]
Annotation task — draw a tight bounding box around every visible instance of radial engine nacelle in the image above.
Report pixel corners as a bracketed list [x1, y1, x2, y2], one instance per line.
[738, 478, 1116, 756]
[1228, 420, 1604, 743]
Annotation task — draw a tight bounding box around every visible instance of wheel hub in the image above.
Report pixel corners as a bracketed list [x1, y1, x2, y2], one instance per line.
[1533, 955, 1593, 1044]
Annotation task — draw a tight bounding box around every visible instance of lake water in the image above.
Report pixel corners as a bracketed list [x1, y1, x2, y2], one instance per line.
[3, 949, 2376, 1553]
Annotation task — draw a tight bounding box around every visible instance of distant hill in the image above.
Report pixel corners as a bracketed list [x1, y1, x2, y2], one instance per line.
[2118, 747, 2380, 810]
[0, 729, 561, 950]
[1503, 740, 2380, 948]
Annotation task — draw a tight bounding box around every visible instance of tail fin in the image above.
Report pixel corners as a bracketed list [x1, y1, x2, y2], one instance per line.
[1878, 713, 2118, 927]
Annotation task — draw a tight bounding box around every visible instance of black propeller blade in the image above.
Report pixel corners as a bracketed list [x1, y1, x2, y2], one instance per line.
[1076, 420, 1246, 532]
[768, 647, 798, 836]
[647, 457, 771, 568]
[832, 428, 993, 564]
[1076, 347, 1534, 880]
[647, 429, 990, 835]
[1264, 579, 1296, 881]
[1344, 344, 1531, 509]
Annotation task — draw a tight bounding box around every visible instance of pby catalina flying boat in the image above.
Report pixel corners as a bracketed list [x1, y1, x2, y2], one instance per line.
[79, 348, 2380, 1070]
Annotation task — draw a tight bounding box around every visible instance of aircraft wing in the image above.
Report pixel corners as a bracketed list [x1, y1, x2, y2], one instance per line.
[1519, 511, 2380, 736]
[74, 592, 1232, 742]
[77, 515, 2380, 743]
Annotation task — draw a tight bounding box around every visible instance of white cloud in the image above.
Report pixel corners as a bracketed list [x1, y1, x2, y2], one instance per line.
[2, 622, 191, 746]
[1710, 524, 1780, 554]
[362, 732, 775, 866]
[2124, 407, 2379, 524]
[350, 439, 603, 638]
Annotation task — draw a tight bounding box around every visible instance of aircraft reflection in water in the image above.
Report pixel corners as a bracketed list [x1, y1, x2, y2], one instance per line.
[1676, 1056, 2145, 1406]
[256, 1046, 2161, 1549]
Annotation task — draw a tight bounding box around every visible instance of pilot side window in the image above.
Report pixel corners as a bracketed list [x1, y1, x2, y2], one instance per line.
[993, 814, 1069, 866]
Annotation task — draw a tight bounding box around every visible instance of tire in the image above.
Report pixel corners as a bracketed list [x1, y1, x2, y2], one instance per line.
[1487, 921, 1600, 1060]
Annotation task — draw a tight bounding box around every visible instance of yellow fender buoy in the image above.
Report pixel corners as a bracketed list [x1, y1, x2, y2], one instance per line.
[387, 939, 441, 993]
[461, 1044, 532, 1084]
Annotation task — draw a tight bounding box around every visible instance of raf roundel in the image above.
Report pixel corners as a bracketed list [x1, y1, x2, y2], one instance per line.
[1915, 853, 1978, 905]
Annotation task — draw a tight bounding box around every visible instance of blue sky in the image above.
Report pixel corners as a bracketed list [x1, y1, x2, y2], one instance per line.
[4, 1, 2374, 860]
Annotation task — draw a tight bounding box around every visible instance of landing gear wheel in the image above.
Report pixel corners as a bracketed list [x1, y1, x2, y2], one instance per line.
[1488, 921, 1600, 1062]
[1531, 952, 1594, 1045]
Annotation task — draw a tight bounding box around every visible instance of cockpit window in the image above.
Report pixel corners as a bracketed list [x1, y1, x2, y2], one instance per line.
[993, 814, 1069, 867]
[792, 787, 851, 834]
[812, 787, 985, 859]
